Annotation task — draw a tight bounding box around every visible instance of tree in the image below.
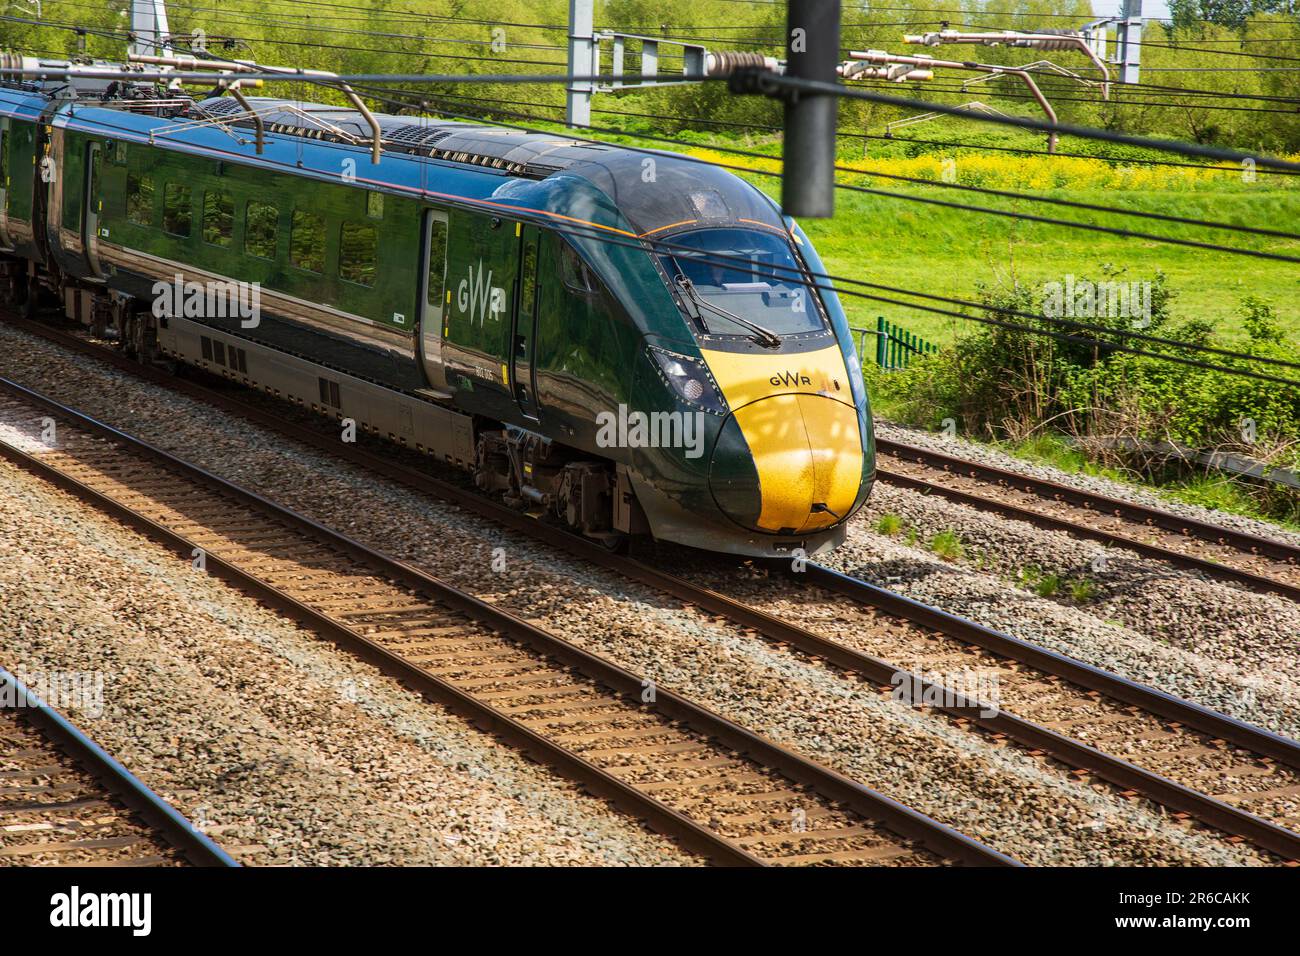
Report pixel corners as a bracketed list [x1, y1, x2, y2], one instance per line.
[1170, 0, 1299, 30]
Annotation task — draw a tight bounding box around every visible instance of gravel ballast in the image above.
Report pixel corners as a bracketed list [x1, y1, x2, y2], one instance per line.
[876, 419, 1300, 549]
[0, 453, 693, 866]
[840, 481, 1300, 739]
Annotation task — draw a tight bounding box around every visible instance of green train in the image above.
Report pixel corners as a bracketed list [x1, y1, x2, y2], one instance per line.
[0, 54, 875, 556]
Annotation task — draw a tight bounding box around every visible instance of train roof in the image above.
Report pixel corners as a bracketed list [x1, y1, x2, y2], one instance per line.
[4, 85, 785, 241]
[0, 85, 54, 117]
[194, 96, 618, 179]
[189, 96, 786, 240]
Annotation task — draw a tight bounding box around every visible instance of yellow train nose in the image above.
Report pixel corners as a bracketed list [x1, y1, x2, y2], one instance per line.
[709, 393, 863, 535]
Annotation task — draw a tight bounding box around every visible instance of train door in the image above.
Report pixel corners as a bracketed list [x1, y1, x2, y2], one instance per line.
[417, 207, 450, 391]
[0, 118, 12, 251]
[82, 140, 105, 278]
[510, 223, 540, 421]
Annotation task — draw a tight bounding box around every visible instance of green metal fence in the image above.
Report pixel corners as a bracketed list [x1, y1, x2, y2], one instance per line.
[850, 316, 938, 370]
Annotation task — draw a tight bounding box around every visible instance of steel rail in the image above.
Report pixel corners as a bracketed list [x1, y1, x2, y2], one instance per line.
[0, 372, 1014, 867]
[875, 463, 1300, 604]
[877, 437, 1300, 568]
[0, 666, 240, 867]
[800, 563, 1300, 861]
[803, 559, 1300, 770]
[6, 318, 1299, 859]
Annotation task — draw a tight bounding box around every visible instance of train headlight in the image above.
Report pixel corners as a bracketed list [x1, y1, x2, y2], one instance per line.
[648, 346, 728, 416]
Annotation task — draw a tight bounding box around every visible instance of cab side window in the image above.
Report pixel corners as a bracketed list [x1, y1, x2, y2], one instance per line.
[559, 242, 595, 294]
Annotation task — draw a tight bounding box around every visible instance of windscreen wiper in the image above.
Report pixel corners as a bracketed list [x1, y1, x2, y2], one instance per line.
[674, 275, 783, 349]
[673, 274, 712, 335]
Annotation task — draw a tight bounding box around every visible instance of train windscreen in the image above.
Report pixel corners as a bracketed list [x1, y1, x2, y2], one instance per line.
[659, 228, 827, 342]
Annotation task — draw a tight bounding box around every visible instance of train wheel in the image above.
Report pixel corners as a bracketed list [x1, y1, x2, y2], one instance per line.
[120, 313, 140, 360]
[18, 277, 40, 319]
[598, 532, 630, 555]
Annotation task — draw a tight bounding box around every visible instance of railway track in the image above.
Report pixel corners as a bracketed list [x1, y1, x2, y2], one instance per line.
[0, 667, 237, 867]
[875, 437, 1300, 604]
[5, 317, 1300, 862]
[793, 564, 1300, 858]
[0, 373, 1014, 867]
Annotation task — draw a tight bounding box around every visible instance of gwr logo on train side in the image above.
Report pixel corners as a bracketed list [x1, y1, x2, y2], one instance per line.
[769, 370, 813, 387]
[457, 259, 506, 326]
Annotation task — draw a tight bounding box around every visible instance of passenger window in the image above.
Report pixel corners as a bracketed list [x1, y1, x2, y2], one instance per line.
[202, 190, 234, 246]
[338, 221, 377, 286]
[425, 217, 447, 307]
[245, 201, 278, 259]
[127, 173, 153, 226]
[161, 182, 192, 237]
[290, 209, 325, 273]
[560, 242, 594, 294]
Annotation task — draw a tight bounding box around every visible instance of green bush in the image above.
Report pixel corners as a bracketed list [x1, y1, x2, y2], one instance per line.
[873, 275, 1300, 472]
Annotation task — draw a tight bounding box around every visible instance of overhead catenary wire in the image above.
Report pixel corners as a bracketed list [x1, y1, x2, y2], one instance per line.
[865, 82, 1300, 115]
[1081, 77, 1300, 104]
[525, 97, 1299, 176]
[166, 31, 571, 68]
[22, 32, 1273, 176]
[1126, 38, 1300, 63]
[26, 1, 576, 61]
[136, 0, 939, 59]
[17, 5, 1300, 112]
[347, 80, 1300, 260]
[741, 72, 1300, 172]
[28, 1, 1300, 103]
[180, 0, 569, 31]
[483, 218, 1300, 389]
[39, 75, 1300, 388]
[28, 63, 1290, 175]
[904, 73, 1300, 107]
[148, 5, 1300, 113]
[1140, 67, 1300, 72]
[6, 17, 1298, 177]
[332, 84, 1300, 379]
[832, 3, 1297, 24]
[45, 0, 568, 40]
